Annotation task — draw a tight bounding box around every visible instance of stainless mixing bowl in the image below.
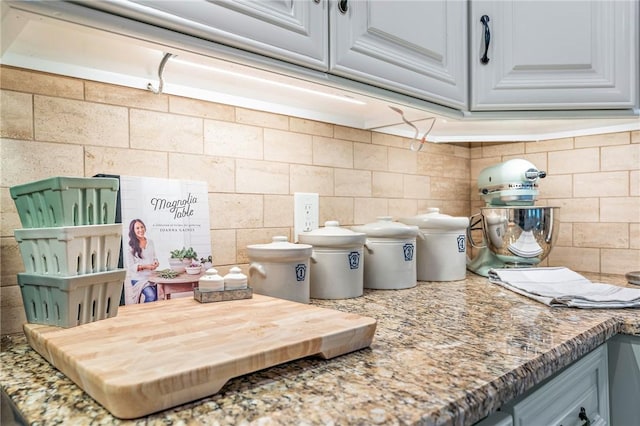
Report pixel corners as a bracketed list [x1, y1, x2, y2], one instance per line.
[473, 206, 560, 266]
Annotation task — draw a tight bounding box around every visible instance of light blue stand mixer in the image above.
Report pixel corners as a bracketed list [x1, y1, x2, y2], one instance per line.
[467, 159, 560, 277]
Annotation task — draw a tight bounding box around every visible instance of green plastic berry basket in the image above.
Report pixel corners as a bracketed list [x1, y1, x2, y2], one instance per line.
[14, 224, 122, 276]
[18, 269, 126, 328]
[10, 176, 119, 228]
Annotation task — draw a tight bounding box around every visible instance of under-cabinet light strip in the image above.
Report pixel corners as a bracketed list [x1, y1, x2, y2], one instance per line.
[172, 58, 367, 105]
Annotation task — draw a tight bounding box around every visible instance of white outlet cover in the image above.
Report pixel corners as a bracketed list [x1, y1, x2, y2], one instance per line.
[294, 192, 319, 243]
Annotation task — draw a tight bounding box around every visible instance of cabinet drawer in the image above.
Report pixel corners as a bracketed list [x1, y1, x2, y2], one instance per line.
[508, 345, 609, 426]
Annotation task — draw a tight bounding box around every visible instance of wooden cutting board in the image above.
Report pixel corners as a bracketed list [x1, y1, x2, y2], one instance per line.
[23, 294, 377, 419]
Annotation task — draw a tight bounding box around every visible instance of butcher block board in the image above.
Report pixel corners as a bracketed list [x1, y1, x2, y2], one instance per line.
[23, 294, 377, 419]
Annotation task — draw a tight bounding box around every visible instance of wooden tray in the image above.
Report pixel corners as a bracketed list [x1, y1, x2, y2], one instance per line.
[23, 295, 377, 419]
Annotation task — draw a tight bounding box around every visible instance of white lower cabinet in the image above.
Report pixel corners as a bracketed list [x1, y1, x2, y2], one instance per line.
[608, 335, 640, 426]
[477, 344, 609, 426]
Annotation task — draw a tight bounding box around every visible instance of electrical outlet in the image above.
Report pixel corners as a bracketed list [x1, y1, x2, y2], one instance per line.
[294, 192, 319, 242]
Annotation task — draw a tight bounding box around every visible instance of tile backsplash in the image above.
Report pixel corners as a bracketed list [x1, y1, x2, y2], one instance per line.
[1, 65, 639, 335]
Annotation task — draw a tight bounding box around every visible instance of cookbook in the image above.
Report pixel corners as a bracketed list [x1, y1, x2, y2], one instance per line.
[118, 175, 212, 304]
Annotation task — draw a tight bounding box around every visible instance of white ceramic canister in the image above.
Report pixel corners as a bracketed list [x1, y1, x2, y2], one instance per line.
[247, 236, 312, 303]
[399, 208, 469, 282]
[351, 216, 420, 290]
[298, 221, 366, 299]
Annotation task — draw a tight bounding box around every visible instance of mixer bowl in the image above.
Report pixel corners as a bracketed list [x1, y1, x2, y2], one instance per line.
[477, 206, 559, 266]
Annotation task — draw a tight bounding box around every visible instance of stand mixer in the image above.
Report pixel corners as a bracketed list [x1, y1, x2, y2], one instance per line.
[467, 159, 560, 277]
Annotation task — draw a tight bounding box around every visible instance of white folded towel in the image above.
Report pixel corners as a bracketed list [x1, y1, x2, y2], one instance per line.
[488, 267, 640, 308]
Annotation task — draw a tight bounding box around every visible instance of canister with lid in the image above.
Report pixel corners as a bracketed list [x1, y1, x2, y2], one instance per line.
[247, 236, 312, 303]
[351, 216, 419, 290]
[399, 208, 469, 282]
[298, 221, 366, 299]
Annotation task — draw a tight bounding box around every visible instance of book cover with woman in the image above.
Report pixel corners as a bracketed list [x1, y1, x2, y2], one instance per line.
[119, 176, 212, 304]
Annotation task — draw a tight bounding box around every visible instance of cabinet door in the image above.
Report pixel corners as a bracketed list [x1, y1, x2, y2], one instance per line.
[508, 345, 609, 426]
[330, 0, 468, 110]
[608, 335, 640, 426]
[470, 0, 638, 111]
[82, 0, 328, 70]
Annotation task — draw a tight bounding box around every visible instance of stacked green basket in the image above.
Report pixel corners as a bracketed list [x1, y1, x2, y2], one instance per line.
[10, 177, 126, 328]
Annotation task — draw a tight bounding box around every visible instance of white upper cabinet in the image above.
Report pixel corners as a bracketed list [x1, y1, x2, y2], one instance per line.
[83, 0, 329, 70]
[470, 0, 639, 111]
[330, 0, 468, 110]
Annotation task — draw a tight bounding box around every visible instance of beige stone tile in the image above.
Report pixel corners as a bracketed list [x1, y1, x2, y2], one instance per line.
[264, 195, 293, 228]
[236, 108, 288, 130]
[470, 146, 483, 159]
[548, 148, 599, 174]
[451, 144, 471, 159]
[34, 96, 128, 146]
[388, 147, 416, 174]
[391, 199, 418, 219]
[601, 249, 640, 275]
[631, 171, 640, 196]
[1, 90, 33, 139]
[354, 142, 388, 171]
[632, 130, 639, 143]
[0, 285, 27, 335]
[526, 138, 573, 153]
[372, 171, 403, 198]
[556, 222, 573, 247]
[264, 129, 312, 164]
[210, 229, 236, 266]
[204, 120, 263, 159]
[539, 175, 572, 199]
[470, 157, 501, 181]
[574, 223, 629, 248]
[354, 198, 388, 225]
[372, 132, 406, 149]
[601, 144, 640, 171]
[289, 118, 333, 137]
[429, 177, 469, 201]
[237, 227, 290, 264]
[85, 81, 168, 111]
[0, 66, 83, 99]
[1, 237, 23, 284]
[169, 153, 235, 193]
[548, 246, 600, 273]
[440, 200, 471, 218]
[554, 198, 599, 222]
[130, 109, 203, 153]
[575, 131, 629, 148]
[418, 153, 468, 179]
[290, 165, 334, 195]
[84, 146, 168, 178]
[313, 136, 353, 168]
[403, 175, 430, 199]
[209, 193, 263, 229]
[1, 139, 84, 186]
[631, 224, 640, 249]
[169, 96, 235, 121]
[482, 142, 525, 158]
[574, 171, 628, 197]
[319, 196, 354, 226]
[236, 159, 289, 194]
[1, 190, 20, 237]
[600, 197, 640, 223]
[335, 169, 371, 197]
[334, 125, 370, 143]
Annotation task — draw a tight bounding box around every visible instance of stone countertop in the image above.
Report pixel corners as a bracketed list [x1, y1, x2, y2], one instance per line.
[1, 273, 639, 426]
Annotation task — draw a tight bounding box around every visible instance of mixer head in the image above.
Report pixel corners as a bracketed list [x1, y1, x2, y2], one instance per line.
[477, 159, 546, 206]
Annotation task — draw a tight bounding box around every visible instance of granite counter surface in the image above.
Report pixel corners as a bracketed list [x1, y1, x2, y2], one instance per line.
[1, 273, 638, 426]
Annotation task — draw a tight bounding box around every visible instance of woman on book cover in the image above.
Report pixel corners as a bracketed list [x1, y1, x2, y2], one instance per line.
[126, 218, 160, 303]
